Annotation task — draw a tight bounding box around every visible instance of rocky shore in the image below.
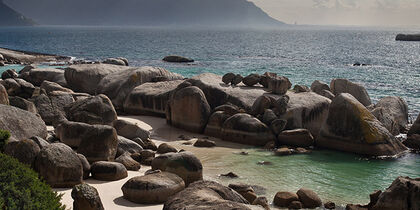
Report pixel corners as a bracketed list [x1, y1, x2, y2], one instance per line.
[0, 48, 419, 210]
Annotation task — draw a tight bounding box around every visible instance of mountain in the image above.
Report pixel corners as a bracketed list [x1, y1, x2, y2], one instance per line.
[4, 0, 283, 27]
[0, 0, 36, 26]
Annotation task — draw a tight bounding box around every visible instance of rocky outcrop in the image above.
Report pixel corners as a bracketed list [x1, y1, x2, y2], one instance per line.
[66, 94, 117, 126]
[280, 92, 331, 138]
[35, 143, 83, 187]
[167, 86, 211, 133]
[64, 64, 129, 94]
[19, 68, 67, 87]
[123, 80, 183, 116]
[0, 104, 47, 140]
[0, 78, 35, 99]
[90, 161, 128, 181]
[152, 151, 203, 186]
[317, 93, 407, 156]
[311, 80, 330, 95]
[330, 78, 371, 106]
[113, 119, 150, 141]
[374, 96, 409, 134]
[396, 34, 420, 41]
[97, 66, 182, 110]
[71, 183, 104, 210]
[122, 171, 185, 204]
[163, 55, 194, 63]
[163, 180, 256, 210]
[77, 125, 118, 162]
[221, 113, 275, 146]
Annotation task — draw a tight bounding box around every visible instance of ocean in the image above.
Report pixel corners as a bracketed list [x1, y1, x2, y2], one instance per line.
[0, 26, 419, 205]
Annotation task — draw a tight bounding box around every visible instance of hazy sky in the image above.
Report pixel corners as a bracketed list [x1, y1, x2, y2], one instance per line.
[251, 0, 420, 27]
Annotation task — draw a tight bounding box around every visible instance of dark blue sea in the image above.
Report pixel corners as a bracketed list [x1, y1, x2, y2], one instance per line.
[1, 26, 419, 205]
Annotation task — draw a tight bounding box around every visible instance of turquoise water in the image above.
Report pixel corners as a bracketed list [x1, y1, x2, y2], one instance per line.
[0, 26, 419, 204]
[207, 149, 419, 206]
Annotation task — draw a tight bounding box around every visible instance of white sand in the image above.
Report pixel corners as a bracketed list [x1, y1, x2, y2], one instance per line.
[55, 115, 250, 210]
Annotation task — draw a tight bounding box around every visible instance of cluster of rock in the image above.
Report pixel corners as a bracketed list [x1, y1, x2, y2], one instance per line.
[273, 188, 323, 209]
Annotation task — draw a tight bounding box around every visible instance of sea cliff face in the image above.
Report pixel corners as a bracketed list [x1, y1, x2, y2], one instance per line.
[0, 0, 35, 26]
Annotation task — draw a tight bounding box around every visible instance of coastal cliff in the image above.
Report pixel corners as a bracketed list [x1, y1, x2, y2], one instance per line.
[0, 0, 35, 26]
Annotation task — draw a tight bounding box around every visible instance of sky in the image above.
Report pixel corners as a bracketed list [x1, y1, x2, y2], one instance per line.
[250, 0, 420, 27]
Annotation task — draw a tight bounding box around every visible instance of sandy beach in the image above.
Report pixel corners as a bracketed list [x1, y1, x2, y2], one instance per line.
[55, 115, 251, 210]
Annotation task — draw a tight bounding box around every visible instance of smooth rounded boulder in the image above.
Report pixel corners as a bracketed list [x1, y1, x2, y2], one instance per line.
[90, 161, 128, 181]
[115, 152, 141, 171]
[163, 180, 254, 210]
[311, 80, 331, 95]
[330, 78, 372, 106]
[277, 129, 314, 147]
[77, 125, 118, 162]
[113, 119, 150, 141]
[35, 143, 83, 187]
[317, 93, 407, 156]
[66, 94, 117, 126]
[296, 188, 322, 208]
[71, 183, 104, 210]
[268, 75, 292, 95]
[163, 55, 194, 63]
[273, 191, 299, 207]
[122, 171, 185, 204]
[167, 86, 211, 133]
[221, 113, 276, 146]
[152, 151, 203, 186]
[0, 104, 48, 140]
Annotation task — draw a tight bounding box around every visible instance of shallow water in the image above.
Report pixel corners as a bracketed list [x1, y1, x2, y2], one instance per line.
[206, 149, 420, 205]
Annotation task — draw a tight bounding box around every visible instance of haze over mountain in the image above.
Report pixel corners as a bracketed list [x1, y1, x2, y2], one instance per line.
[4, 0, 284, 27]
[0, 0, 35, 26]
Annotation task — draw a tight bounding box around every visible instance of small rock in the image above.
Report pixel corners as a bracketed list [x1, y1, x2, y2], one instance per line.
[157, 143, 178, 154]
[222, 73, 235, 85]
[243, 74, 261, 87]
[220, 172, 239, 178]
[288, 200, 303, 209]
[263, 141, 276, 150]
[293, 84, 310, 93]
[243, 191, 258, 204]
[145, 169, 161, 175]
[71, 183, 104, 210]
[274, 147, 295, 156]
[163, 55, 194, 63]
[268, 76, 292, 95]
[193, 139, 216, 147]
[257, 161, 272, 165]
[239, 151, 249, 155]
[252, 197, 270, 209]
[273, 191, 300, 207]
[231, 74, 243, 86]
[270, 119, 287, 135]
[324, 201, 336, 209]
[2, 69, 18, 80]
[90, 161, 128, 181]
[178, 134, 193, 140]
[296, 147, 311, 154]
[115, 152, 141, 171]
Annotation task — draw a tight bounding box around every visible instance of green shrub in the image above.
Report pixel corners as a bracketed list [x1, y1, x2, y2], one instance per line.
[0, 129, 10, 152]
[0, 153, 65, 210]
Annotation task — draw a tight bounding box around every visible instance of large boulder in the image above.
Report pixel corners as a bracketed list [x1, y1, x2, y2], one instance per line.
[97, 66, 182, 110]
[34, 143, 83, 188]
[152, 151, 203, 186]
[71, 183, 104, 210]
[277, 129, 314, 147]
[4, 139, 40, 167]
[9, 96, 37, 113]
[168, 86, 211, 133]
[19, 68, 67, 87]
[371, 107, 399, 136]
[280, 92, 331, 138]
[1, 78, 35, 99]
[408, 114, 420, 136]
[77, 125, 118, 163]
[374, 96, 409, 133]
[90, 161, 128, 181]
[268, 76, 292, 95]
[204, 111, 232, 138]
[163, 180, 257, 210]
[55, 121, 92, 148]
[163, 55, 194, 63]
[273, 191, 299, 207]
[371, 176, 420, 210]
[1, 69, 18, 80]
[330, 78, 371, 106]
[113, 119, 150, 141]
[33, 91, 74, 125]
[122, 171, 185, 204]
[115, 152, 141, 171]
[220, 113, 275, 146]
[296, 188, 322, 208]
[310, 80, 331, 95]
[317, 93, 407, 156]
[64, 64, 129, 94]
[0, 84, 8, 105]
[40, 80, 73, 94]
[403, 134, 420, 150]
[123, 80, 183, 116]
[0, 104, 47, 140]
[116, 136, 143, 156]
[66, 94, 117, 126]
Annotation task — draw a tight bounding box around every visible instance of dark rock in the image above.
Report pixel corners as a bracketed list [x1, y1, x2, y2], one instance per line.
[296, 147, 311, 154]
[374, 96, 409, 134]
[231, 74, 243, 86]
[66, 94, 117, 126]
[163, 55, 194, 63]
[77, 125, 118, 163]
[71, 183, 104, 210]
[193, 139, 216, 147]
[20, 68, 67, 87]
[252, 197, 270, 209]
[77, 153, 91, 179]
[251, 95, 272, 116]
[319, 89, 335, 99]
[35, 143, 83, 187]
[331, 78, 371, 106]
[262, 109, 277, 126]
[117, 135, 143, 156]
[40, 80, 73, 94]
[408, 113, 420, 136]
[167, 86, 211, 133]
[103, 58, 127, 66]
[115, 152, 141, 171]
[9, 96, 37, 113]
[113, 119, 150, 141]
[270, 119, 287, 135]
[396, 34, 420, 41]
[90, 161, 128, 181]
[371, 107, 399, 136]
[4, 139, 40, 167]
[277, 129, 314, 147]
[317, 93, 407, 156]
[243, 74, 261, 87]
[288, 201, 303, 209]
[324, 201, 336, 209]
[259, 72, 277, 88]
[34, 92, 74, 125]
[2, 69, 18, 80]
[0, 84, 8, 105]
[214, 103, 240, 115]
[293, 84, 310, 93]
[157, 143, 177, 154]
[368, 190, 382, 208]
[55, 120, 92, 148]
[122, 172, 185, 204]
[222, 73, 236, 85]
[268, 76, 292, 95]
[134, 137, 157, 151]
[296, 188, 322, 208]
[403, 134, 420, 150]
[257, 161, 272, 165]
[163, 180, 253, 210]
[30, 136, 49, 149]
[273, 191, 299, 207]
[220, 172, 239, 178]
[152, 151, 203, 186]
[311, 80, 331, 95]
[274, 147, 294, 156]
[0, 104, 47, 140]
[274, 95, 289, 115]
